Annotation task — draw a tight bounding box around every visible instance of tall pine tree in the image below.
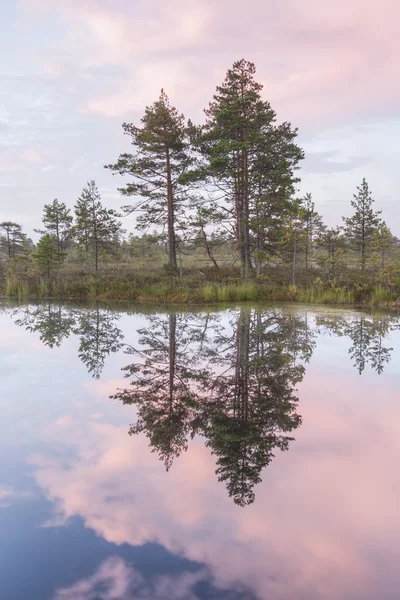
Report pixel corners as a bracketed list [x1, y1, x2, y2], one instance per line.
[106, 90, 192, 271]
[199, 59, 303, 278]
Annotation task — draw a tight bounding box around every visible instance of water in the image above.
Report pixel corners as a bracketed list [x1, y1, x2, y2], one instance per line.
[1, 301, 400, 600]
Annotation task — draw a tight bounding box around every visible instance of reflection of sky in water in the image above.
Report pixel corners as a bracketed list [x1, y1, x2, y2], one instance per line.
[1, 303, 400, 600]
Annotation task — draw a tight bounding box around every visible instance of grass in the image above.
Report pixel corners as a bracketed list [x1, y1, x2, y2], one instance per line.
[5, 278, 31, 298]
[1, 264, 399, 308]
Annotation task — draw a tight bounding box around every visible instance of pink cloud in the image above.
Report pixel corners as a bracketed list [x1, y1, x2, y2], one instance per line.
[52, 556, 215, 600]
[19, 0, 400, 129]
[30, 369, 400, 600]
[52, 556, 136, 600]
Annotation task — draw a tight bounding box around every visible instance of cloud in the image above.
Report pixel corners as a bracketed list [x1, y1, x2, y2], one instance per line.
[52, 556, 135, 600]
[0, 485, 32, 508]
[302, 151, 371, 175]
[5, 0, 399, 235]
[0, 486, 14, 508]
[52, 556, 225, 600]
[19, 0, 400, 128]
[30, 367, 400, 600]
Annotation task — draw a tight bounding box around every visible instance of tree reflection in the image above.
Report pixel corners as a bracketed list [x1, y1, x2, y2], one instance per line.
[5, 300, 400, 505]
[317, 313, 400, 374]
[77, 307, 124, 379]
[13, 303, 76, 348]
[202, 309, 315, 506]
[114, 313, 215, 470]
[10, 303, 124, 378]
[115, 308, 315, 505]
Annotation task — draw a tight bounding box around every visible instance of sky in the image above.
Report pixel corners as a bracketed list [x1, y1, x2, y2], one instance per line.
[1, 0, 399, 240]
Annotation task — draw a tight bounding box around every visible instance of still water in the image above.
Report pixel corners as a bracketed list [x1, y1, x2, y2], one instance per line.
[1, 301, 400, 600]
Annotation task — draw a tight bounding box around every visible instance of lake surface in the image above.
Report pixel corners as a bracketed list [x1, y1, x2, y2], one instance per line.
[1, 301, 400, 600]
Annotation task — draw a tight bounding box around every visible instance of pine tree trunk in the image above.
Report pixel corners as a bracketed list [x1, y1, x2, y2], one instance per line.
[293, 235, 297, 285]
[56, 215, 60, 252]
[169, 313, 176, 413]
[361, 212, 366, 271]
[166, 149, 177, 271]
[241, 141, 253, 279]
[93, 201, 98, 273]
[305, 241, 309, 269]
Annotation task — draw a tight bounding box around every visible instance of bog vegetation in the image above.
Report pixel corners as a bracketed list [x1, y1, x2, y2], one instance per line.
[1, 60, 399, 305]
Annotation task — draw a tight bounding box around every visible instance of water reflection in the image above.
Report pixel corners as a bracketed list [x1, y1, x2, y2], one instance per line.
[316, 313, 400, 374]
[9, 303, 123, 379]
[77, 308, 124, 379]
[4, 302, 400, 506]
[114, 309, 315, 505]
[2, 302, 400, 599]
[114, 313, 213, 471]
[13, 303, 76, 348]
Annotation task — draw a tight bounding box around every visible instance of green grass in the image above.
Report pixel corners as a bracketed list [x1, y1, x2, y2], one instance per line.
[1, 264, 399, 308]
[5, 278, 31, 298]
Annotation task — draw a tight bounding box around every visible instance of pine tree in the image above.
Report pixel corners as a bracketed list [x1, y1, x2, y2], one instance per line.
[73, 181, 122, 272]
[343, 178, 382, 270]
[199, 59, 303, 278]
[373, 222, 395, 270]
[281, 199, 308, 285]
[0, 221, 27, 258]
[36, 199, 73, 251]
[302, 193, 325, 269]
[317, 226, 343, 260]
[33, 234, 66, 279]
[106, 90, 192, 271]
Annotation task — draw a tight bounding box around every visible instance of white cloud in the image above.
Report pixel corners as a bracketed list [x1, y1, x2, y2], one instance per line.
[52, 556, 218, 600]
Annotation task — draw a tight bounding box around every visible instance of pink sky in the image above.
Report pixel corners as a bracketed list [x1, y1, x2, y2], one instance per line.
[1, 0, 399, 234]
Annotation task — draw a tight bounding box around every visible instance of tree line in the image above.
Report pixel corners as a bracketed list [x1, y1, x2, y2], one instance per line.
[1, 59, 398, 285]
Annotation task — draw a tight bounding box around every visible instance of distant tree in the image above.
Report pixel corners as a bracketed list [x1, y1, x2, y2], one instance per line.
[126, 232, 163, 261]
[106, 90, 193, 272]
[373, 222, 395, 270]
[73, 181, 122, 272]
[302, 193, 324, 269]
[280, 199, 307, 285]
[33, 234, 66, 280]
[0, 221, 27, 258]
[316, 226, 346, 277]
[35, 199, 73, 251]
[343, 178, 382, 270]
[317, 226, 344, 261]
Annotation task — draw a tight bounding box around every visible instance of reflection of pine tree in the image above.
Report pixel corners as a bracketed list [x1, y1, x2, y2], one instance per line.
[114, 313, 214, 470]
[116, 308, 315, 506]
[13, 303, 76, 348]
[11, 304, 125, 378]
[202, 309, 313, 506]
[317, 314, 400, 375]
[77, 307, 124, 379]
